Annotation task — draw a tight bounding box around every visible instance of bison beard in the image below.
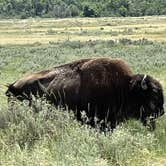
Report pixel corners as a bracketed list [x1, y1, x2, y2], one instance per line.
[6, 58, 164, 130]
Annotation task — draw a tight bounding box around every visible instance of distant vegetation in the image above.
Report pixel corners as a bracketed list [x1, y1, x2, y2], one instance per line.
[0, 16, 166, 45]
[0, 0, 166, 19]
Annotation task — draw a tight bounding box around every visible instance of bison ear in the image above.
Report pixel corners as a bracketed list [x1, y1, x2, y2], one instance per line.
[130, 74, 148, 91]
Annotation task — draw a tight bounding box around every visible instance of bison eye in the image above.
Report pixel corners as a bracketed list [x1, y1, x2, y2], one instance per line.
[149, 102, 155, 110]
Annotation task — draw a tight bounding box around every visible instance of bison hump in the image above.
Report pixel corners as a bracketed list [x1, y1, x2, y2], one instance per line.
[79, 58, 132, 89]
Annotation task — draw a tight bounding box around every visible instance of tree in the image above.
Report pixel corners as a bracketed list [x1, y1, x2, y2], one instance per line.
[33, 1, 44, 16]
[0, 0, 165, 18]
[83, 5, 97, 17]
[68, 4, 80, 17]
[119, 6, 128, 16]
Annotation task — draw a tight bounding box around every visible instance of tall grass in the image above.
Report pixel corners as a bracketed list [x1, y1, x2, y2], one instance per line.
[0, 100, 162, 166]
[0, 39, 166, 165]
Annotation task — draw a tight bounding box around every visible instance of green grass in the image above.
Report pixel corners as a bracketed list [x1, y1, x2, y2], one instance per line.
[0, 101, 163, 166]
[0, 17, 166, 165]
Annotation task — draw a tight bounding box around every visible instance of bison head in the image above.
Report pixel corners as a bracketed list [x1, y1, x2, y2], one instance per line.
[5, 83, 28, 101]
[129, 74, 164, 128]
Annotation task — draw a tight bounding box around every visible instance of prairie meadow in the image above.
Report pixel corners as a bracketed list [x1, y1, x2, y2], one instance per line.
[0, 16, 166, 165]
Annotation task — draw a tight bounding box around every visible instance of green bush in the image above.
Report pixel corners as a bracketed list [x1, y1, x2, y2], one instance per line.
[0, 100, 160, 165]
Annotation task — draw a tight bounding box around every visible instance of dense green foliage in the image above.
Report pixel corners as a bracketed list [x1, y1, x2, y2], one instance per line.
[0, 40, 166, 165]
[0, 0, 166, 18]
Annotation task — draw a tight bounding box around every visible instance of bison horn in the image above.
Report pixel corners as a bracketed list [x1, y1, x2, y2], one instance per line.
[141, 75, 148, 90]
[38, 81, 49, 95]
[5, 83, 10, 87]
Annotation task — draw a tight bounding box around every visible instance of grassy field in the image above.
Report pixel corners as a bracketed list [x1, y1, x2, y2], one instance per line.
[0, 16, 166, 165]
[0, 16, 166, 45]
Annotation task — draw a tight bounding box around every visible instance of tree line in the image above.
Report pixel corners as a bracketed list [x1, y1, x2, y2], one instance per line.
[0, 0, 166, 19]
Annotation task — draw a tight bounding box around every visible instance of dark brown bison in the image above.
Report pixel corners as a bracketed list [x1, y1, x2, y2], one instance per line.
[6, 58, 164, 130]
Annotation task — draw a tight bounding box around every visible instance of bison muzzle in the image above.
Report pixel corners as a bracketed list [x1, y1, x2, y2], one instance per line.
[6, 58, 164, 130]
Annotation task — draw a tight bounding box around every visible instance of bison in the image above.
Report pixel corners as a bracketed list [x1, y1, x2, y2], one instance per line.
[6, 58, 164, 130]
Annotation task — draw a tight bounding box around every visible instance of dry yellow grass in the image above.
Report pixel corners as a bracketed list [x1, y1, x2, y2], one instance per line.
[147, 157, 166, 166]
[0, 16, 166, 45]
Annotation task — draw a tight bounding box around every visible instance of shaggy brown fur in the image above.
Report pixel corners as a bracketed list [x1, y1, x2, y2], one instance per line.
[6, 58, 164, 130]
